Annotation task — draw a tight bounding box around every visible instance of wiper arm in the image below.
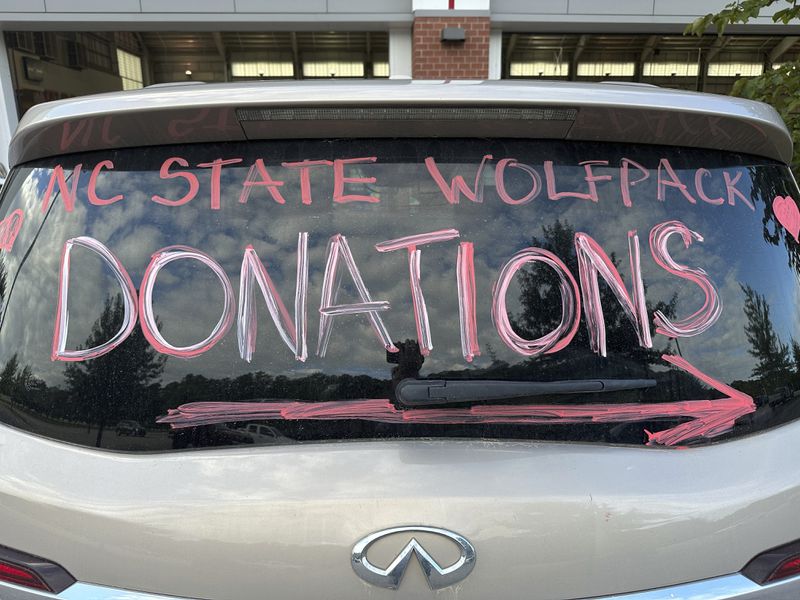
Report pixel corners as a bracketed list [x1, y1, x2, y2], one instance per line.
[396, 378, 657, 407]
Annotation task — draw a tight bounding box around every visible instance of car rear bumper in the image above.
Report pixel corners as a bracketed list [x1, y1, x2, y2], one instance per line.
[1, 572, 799, 600]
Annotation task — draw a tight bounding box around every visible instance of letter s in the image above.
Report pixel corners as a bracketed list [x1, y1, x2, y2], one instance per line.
[649, 220, 722, 338]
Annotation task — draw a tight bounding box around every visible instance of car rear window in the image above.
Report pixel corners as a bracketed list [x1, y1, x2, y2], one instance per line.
[0, 138, 798, 451]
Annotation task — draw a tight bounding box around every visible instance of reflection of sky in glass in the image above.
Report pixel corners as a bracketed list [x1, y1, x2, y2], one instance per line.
[0, 140, 796, 393]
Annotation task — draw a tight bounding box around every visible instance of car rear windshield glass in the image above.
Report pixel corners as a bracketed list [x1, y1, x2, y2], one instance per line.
[0, 138, 798, 451]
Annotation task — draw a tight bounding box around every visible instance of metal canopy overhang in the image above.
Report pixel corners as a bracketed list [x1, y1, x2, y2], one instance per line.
[8, 79, 792, 167]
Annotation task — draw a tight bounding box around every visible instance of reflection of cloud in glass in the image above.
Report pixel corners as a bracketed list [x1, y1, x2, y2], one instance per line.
[0, 140, 797, 448]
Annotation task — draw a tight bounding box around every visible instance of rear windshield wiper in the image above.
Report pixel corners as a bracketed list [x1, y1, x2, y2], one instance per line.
[396, 378, 657, 407]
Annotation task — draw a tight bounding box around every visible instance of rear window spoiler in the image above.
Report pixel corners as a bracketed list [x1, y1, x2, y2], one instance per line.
[9, 80, 792, 167]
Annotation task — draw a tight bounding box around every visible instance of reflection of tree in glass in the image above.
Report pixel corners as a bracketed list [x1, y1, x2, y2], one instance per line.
[0, 259, 7, 310]
[513, 220, 677, 379]
[159, 371, 390, 409]
[747, 165, 800, 272]
[792, 341, 800, 374]
[740, 283, 793, 388]
[64, 294, 166, 447]
[0, 352, 53, 420]
[0, 352, 18, 397]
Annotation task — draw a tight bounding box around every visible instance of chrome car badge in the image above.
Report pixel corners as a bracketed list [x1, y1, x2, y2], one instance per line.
[351, 526, 476, 590]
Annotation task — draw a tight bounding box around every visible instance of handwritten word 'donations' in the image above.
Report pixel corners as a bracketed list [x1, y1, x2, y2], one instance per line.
[39, 156, 754, 212]
[52, 221, 721, 364]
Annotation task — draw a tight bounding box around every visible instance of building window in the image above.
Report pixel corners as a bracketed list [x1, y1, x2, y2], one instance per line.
[510, 61, 569, 77]
[302, 60, 364, 78]
[231, 61, 294, 78]
[83, 35, 114, 72]
[372, 62, 390, 77]
[643, 62, 699, 77]
[707, 62, 764, 77]
[117, 49, 144, 90]
[576, 62, 635, 77]
[8, 32, 54, 58]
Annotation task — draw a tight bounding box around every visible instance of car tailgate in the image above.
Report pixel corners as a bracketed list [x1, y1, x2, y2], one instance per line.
[1, 421, 799, 600]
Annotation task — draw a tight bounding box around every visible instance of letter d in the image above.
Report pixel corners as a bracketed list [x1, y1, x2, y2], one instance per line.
[52, 236, 139, 361]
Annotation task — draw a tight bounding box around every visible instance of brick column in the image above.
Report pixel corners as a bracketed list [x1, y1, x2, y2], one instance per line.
[412, 16, 490, 79]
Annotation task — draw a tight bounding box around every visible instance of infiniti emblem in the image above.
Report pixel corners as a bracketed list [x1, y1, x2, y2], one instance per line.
[351, 526, 476, 589]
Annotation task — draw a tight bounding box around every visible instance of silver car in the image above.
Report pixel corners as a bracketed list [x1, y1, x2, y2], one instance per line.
[0, 80, 798, 599]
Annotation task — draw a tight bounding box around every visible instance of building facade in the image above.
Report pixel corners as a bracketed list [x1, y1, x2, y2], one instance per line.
[0, 0, 799, 165]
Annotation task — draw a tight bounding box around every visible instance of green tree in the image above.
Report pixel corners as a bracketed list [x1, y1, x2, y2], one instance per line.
[740, 283, 793, 385]
[792, 339, 800, 372]
[686, 1, 800, 172]
[515, 219, 678, 377]
[0, 353, 18, 398]
[65, 294, 166, 447]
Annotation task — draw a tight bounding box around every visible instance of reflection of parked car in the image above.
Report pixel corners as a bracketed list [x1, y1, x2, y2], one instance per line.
[170, 424, 254, 448]
[212, 424, 254, 446]
[766, 386, 794, 407]
[115, 420, 145, 437]
[242, 424, 292, 445]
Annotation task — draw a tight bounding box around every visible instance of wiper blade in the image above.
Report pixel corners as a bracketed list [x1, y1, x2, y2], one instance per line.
[396, 378, 657, 407]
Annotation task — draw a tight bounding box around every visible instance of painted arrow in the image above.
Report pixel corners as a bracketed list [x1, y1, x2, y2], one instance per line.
[641, 354, 756, 446]
[157, 353, 756, 447]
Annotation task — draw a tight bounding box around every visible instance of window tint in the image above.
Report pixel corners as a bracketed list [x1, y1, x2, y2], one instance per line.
[0, 139, 797, 451]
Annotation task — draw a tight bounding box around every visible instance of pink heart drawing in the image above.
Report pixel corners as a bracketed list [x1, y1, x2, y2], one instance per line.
[774, 195, 800, 242]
